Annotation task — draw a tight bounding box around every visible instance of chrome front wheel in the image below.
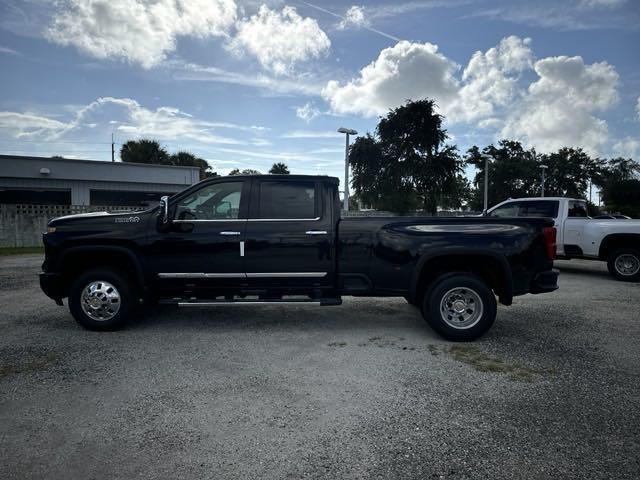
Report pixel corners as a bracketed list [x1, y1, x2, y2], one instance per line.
[70, 268, 133, 330]
[81, 280, 121, 321]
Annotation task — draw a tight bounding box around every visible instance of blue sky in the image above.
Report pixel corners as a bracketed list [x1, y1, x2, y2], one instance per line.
[0, 0, 638, 180]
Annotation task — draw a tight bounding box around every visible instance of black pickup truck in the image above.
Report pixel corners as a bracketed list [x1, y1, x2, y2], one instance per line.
[40, 174, 558, 341]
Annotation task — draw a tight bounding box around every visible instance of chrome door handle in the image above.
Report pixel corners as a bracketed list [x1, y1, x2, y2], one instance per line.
[220, 231, 241, 236]
[305, 230, 327, 235]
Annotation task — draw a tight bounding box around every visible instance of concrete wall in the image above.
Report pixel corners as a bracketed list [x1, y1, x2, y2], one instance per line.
[0, 204, 140, 248]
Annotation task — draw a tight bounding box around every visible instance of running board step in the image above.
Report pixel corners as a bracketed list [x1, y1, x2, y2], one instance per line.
[168, 298, 342, 307]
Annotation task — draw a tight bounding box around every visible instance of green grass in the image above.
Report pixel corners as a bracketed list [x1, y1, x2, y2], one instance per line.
[442, 344, 556, 382]
[0, 246, 44, 256]
[0, 351, 60, 379]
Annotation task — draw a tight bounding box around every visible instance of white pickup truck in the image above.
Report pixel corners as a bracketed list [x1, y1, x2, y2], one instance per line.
[487, 197, 640, 281]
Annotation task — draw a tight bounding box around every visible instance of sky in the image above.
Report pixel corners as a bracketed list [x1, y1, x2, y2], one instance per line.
[0, 0, 638, 181]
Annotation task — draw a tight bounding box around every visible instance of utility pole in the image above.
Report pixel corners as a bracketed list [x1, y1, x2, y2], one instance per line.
[337, 127, 358, 211]
[539, 165, 548, 197]
[111, 133, 115, 162]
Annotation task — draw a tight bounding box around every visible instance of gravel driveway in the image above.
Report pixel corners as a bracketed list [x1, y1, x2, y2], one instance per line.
[1, 255, 639, 479]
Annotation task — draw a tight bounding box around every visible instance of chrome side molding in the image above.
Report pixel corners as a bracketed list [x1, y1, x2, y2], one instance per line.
[158, 272, 328, 279]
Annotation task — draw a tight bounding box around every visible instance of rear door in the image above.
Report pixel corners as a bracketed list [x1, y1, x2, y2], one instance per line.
[243, 178, 335, 291]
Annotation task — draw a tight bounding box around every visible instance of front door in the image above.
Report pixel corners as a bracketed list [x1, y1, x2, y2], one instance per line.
[243, 178, 335, 293]
[148, 179, 249, 293]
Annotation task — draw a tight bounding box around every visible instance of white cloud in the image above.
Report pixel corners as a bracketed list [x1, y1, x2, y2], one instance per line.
[322, 41, 459, 117]
[578, 0, 626, 8]
[295, 102, 321, 122]
[337, 6, 367, 29]
[0, 97, 261, 146]
[636, 96, 640, 120]
[166, 59, 323, 96]
[228, 5, 330, 75]
[501, 56, 619, 154]
[0, 112, 68, 137]
[321, 36, 622, 155]
[281, 130, 338, 139]
[46, 0, 237, 68]
[448, 35, 533, 122]
[612, 137, 640, 158]
[0, 45, 20, 55]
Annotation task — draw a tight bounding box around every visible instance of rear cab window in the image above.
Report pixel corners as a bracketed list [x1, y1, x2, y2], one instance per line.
[256, 180, 317, 219]
[490, 200, 559, 218]
[567, 200, 588, 218]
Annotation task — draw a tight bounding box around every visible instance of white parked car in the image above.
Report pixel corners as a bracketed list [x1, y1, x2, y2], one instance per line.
[487, 197, 640, 281]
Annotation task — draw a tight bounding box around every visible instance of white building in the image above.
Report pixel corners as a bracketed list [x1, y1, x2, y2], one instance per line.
[0, 155, 200, 206]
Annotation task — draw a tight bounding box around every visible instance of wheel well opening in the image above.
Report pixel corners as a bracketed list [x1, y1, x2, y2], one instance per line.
[60, 250, 140, 296]
[599, 234, 640, 259]
[415, 255, 506, 305]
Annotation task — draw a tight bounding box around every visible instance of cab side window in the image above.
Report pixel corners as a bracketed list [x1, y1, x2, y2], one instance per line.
[174, 182, 243, 220]
[258, 181, 316, 219]
[489, 202, 521, 217]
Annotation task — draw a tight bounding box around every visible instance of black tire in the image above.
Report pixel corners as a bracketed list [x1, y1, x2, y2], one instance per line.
[68, 268, 135, 331]
[607, 249, 640, 282]
[421, 273, 497, 342]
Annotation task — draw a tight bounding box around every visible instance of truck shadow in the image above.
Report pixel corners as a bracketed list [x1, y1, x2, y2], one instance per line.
[126, 299, 441, 339]
[554, 263, 611, 280]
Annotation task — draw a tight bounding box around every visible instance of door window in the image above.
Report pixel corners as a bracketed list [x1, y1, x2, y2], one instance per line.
[258, 181, 316, 219]
[174, 182, 243, 220]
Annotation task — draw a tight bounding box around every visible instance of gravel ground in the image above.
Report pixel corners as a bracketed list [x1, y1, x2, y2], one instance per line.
[1, 255, 639, 479]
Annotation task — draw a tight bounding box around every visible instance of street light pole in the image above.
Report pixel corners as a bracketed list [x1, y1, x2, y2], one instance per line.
[338, 127, 357, 211]
[539, 165, 548, 197]
[481, 154, 493, 215]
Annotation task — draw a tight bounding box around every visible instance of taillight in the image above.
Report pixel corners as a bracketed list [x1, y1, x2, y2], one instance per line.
[543, 226, 557, 260]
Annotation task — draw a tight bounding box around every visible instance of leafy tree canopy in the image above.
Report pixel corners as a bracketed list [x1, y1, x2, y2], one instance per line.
[269, 162, 290, 174]
[229, 168, 261, 175]
[120, 139, 216, 180]
[349, 99, 462, 214]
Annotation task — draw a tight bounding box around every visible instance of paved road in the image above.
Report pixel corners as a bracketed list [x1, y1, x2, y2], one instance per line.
[1, 255, 639, 479]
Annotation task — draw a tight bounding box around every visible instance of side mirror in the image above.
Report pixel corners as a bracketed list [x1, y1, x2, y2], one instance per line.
[159, 196, 170, 225]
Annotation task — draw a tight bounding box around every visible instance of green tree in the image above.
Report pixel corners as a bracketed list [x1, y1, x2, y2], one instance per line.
[120, 139, 169, 164]
[229, 168, 261, 175]
[597, 158, 640, 216]
[120, 140, 216, 180]
[169, 151, 217, 179]
[269, 162, 290, 174]
[466, 140, 539, 210]
[349, 99, 462, 214]
[602, 179, 640, 217]
[539, 148, 604, 198]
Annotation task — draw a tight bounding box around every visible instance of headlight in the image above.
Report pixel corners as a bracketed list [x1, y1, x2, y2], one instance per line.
[47, 226, 56, 233]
